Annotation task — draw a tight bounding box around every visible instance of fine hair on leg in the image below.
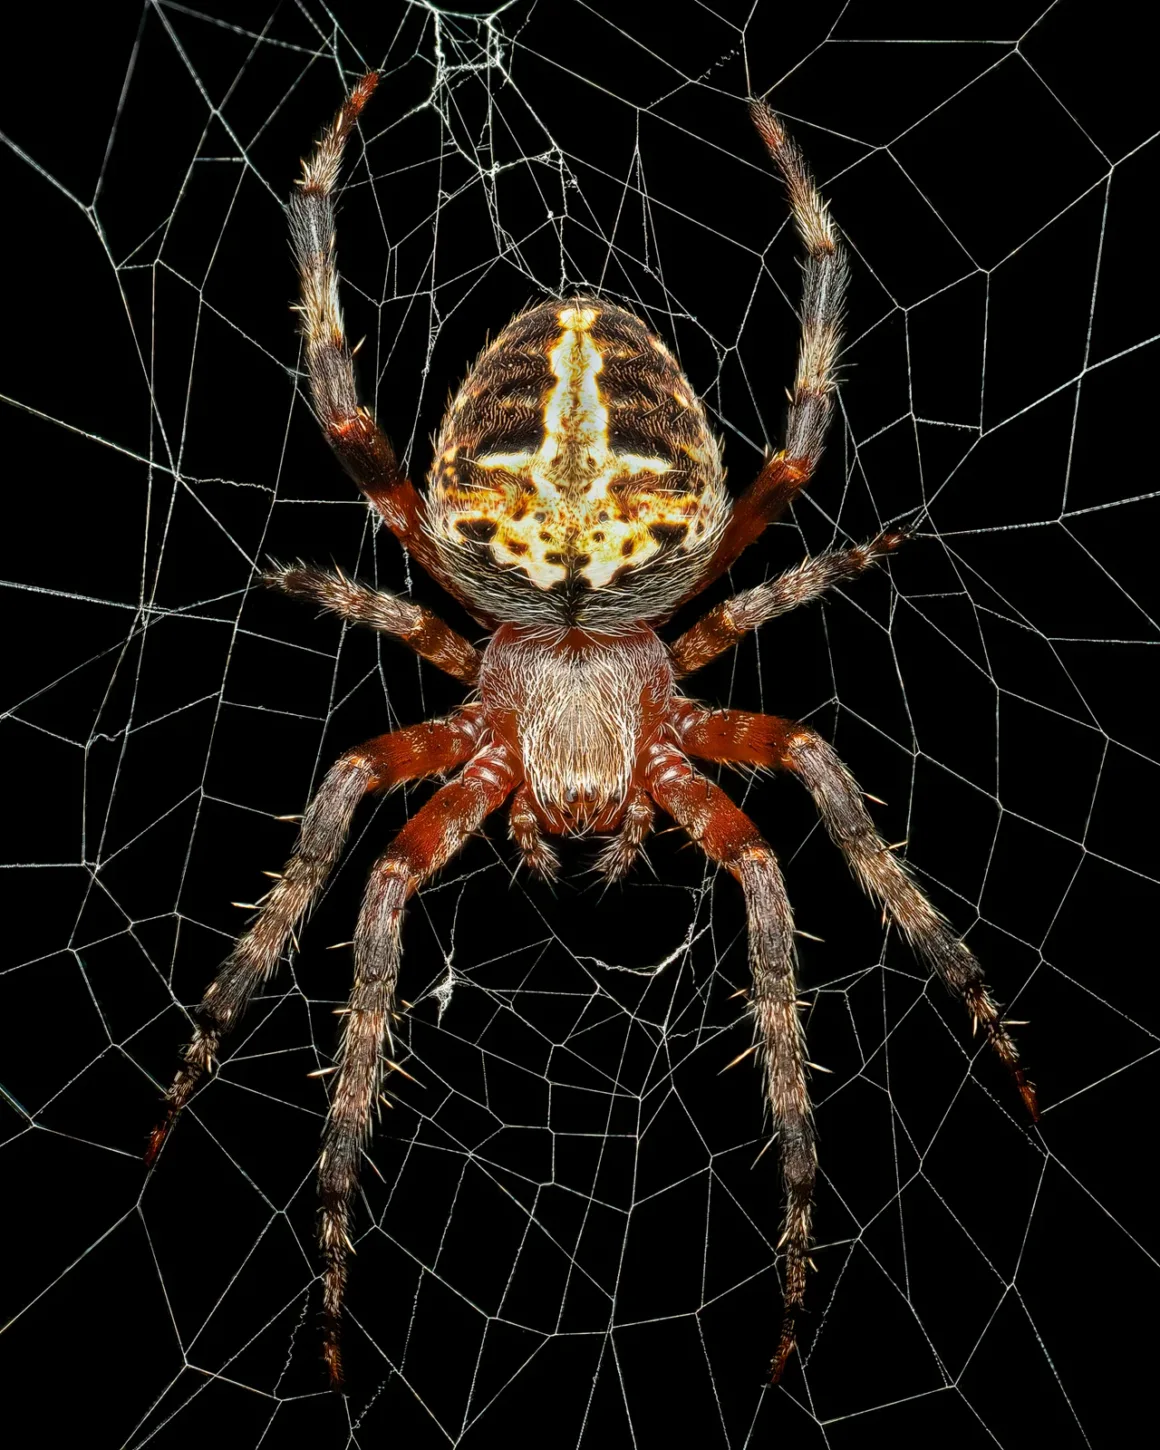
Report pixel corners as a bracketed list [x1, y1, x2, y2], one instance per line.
[670, 532, 906, 677]
[146, 715, 484, 1165]
[643, 739, 815, 1382]
[749, 100, 848, 476]
[686, 104, 851, 598]
[673, 701, 1037, 1118]
[781, 727, 1038, 1117]
[318, 747, 518, 1385]
[288, 73, 451, 589]
[264, 562, 481, 683]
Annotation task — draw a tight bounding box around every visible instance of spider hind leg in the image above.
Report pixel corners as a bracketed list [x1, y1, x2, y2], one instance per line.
[680, 103, 850, 602]
[289, 73, 451, 594]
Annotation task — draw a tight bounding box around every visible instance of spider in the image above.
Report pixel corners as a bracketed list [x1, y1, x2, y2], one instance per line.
[147, 73, 1038, 1388]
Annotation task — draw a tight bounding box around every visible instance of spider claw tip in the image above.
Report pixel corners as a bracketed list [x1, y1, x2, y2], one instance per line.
[144, 1126, 167, 1167]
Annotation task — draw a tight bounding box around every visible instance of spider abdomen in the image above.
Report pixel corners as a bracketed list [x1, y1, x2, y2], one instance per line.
[479, 623, 673, 830]
[427, 299, 729, 627]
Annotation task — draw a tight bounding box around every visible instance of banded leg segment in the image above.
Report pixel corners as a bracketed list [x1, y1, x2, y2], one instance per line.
[675, 704, 1038, 1119]
[672, 701, 796, 767]
[782, 727, 1038, 1118]
[751, 101, 848, 478]
[264, 562, 481, 684]
[670, 533, 905, 677]
[319, 744, 519, 1385]
[145, 711, 485, 1165]
[289, 74, 450, 593]
[643, 740, 814, 1383]
[687, 104, 849, 599]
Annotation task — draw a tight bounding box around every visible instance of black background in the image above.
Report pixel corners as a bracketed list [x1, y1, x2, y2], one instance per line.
[2, 3, 1156, 1446]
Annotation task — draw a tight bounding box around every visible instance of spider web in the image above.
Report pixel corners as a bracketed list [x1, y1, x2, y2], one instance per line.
[2, 2, 1156, 1444]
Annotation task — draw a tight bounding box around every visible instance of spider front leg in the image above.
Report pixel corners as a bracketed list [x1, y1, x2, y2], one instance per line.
[674, 703, 1039, 1119]
[320, 743, 519, 1386]
[145, 709, 485, 1165]
[642, 738, 813, 1384]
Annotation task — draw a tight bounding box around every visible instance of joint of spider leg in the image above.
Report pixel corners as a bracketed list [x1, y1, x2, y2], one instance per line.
[775, 454, 810, 486]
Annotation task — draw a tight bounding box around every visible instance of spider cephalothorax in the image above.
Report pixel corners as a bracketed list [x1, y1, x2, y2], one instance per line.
[148, 71, 1038, 1391]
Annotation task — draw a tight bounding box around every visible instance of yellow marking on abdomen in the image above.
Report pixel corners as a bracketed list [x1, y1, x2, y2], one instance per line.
[441, 306, 711, 589]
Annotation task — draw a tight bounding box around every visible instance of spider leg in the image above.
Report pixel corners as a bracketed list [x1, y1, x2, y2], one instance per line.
[508, 783, 560, 881]
[289, 74, 454, 597]
[145, 709, 485, 1166]
[264, 562, 480, 684]
[670, 533, 905, 677]
[593, 786, 655, 881]
[642, 737, 813, 1383]
[319, 742, 519, 1386]
[681, 104, 849, 603]
[674, 703, 1039, 1119]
